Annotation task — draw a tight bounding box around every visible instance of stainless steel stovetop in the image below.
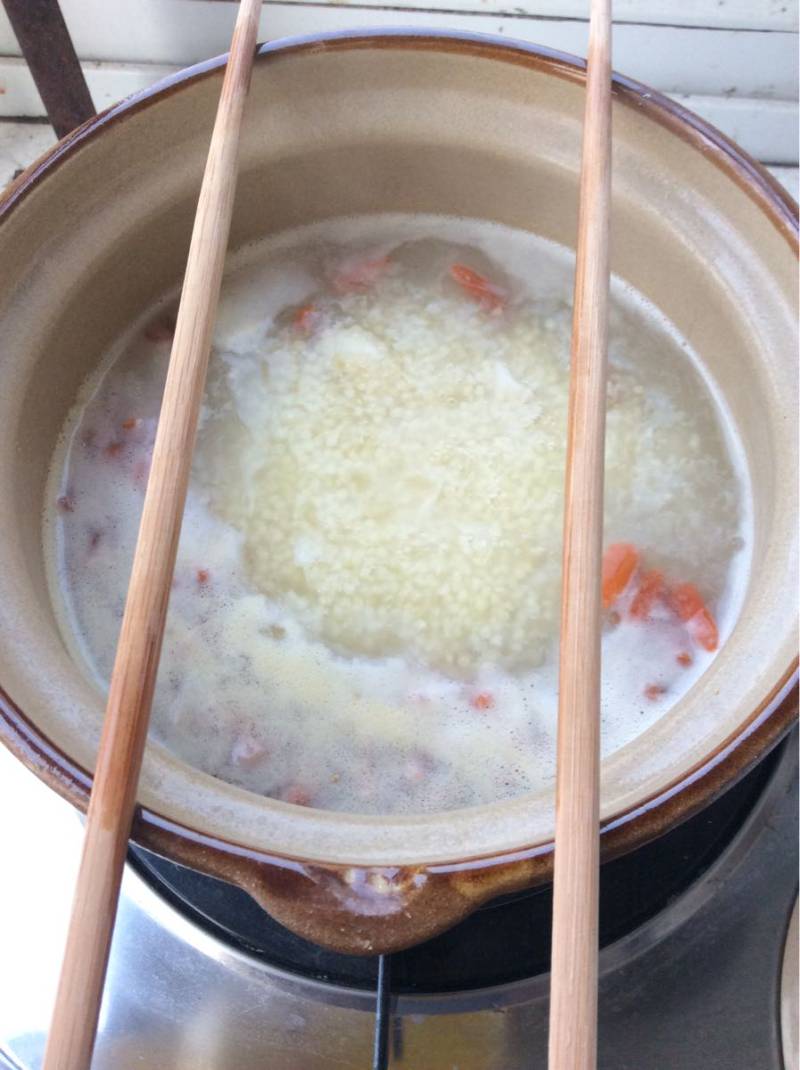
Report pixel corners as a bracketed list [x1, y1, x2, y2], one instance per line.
[1, 732, 797, 1070]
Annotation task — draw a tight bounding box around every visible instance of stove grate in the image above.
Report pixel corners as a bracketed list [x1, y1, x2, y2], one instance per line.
[372, 954, 392, 1070]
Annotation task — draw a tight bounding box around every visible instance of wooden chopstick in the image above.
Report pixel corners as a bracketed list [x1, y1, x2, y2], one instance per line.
[41, 3, 262, 1068]
[547, 2, 612, 1069]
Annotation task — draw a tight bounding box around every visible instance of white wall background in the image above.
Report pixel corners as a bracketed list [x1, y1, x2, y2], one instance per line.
[0, 0, 796, 189]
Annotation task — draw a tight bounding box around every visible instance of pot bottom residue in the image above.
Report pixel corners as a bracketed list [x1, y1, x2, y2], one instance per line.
[43, 214, 751, 815]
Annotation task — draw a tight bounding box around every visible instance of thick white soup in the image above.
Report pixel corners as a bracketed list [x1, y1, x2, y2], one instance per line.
[44, 216, 750, 815]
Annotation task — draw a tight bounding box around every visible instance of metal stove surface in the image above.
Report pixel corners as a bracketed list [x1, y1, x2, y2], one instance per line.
[1, 732, 797, 1070]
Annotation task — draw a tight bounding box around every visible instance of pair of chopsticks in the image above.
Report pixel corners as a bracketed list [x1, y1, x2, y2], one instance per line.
[41, 0, 612, 1067]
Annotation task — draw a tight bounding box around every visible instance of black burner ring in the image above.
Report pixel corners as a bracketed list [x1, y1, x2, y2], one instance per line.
[129, 741, 783, 994]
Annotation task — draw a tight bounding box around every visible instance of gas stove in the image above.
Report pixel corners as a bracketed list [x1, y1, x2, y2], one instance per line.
[1, 731, 796, 1070]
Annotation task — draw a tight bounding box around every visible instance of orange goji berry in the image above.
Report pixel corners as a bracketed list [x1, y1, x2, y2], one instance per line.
[630, 569, 666, 620]
[601, 543, 639, 609]
[450, 263, 507, 313]
[670, 583, 718, 652]
[332, 255, 390, 294]
[470, 691, 494, 711]
[293, 303, 321, 335]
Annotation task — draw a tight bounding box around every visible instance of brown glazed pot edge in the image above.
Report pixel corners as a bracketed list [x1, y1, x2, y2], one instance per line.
[0, 30, 797, 955]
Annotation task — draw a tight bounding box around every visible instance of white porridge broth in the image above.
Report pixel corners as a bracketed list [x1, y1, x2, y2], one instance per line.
[44, 215, 750, 815]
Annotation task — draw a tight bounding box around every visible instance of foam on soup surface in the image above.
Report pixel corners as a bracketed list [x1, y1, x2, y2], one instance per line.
[44, 216, 750, 815]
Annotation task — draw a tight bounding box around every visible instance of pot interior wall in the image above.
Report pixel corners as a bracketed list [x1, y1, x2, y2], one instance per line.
[0, 40, 795, 868]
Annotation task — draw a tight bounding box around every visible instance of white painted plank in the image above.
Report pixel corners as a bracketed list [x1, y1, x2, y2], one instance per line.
[0, 57, 795, 166]
[0, 1, 795, 98]
[767, 165, 800, 200]
[0, 58, 178, 118]
[677, 95, 799, 164]
[0, 120, 55, 186]
[315, 0, 798, 30]
[172, 0, 800, 31]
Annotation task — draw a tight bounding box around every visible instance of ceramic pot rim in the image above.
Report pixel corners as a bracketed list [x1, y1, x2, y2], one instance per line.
[0, 29, 797, 879]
